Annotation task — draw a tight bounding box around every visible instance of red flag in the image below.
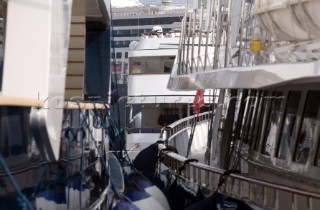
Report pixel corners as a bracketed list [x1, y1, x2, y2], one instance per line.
[192, 90, 205, 114]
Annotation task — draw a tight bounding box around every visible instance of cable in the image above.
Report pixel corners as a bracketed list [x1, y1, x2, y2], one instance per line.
[0, 154, 35, 210]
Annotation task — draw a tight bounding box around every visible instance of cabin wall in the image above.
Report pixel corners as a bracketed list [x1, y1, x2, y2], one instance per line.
[66, 16, 86, 99]
[126, 133, 161, 160]
[141, 105, 160, 127]
[127, 74, 196, 103]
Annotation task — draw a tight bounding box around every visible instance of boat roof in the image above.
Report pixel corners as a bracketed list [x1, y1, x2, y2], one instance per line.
[167, 60, 320, 91]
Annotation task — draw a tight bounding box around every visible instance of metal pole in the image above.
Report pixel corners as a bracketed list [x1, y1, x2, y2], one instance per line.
[177, 18, 184, 75]
[204, 0, 214, 70]
[197, 0, 204, 72]
[238, 0, 246, 67]
[210, 89, 225, 167]
[224, 0, 232, 67]
[213, 0, 222, 69]
[186, 12, 192, 73]
[182, 16, 187, 74]
[191, 10, 196, 72]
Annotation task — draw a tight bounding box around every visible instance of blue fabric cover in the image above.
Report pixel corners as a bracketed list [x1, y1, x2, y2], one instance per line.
[133, 143, 159, 180]
[164, 178, 204, 210]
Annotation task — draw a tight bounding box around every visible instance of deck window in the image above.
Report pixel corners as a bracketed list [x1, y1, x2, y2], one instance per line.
[253, 91, 267, 151]
[164, 60, 174, 73]
[129, 56, 175, 74]
[315, 131, 320, 167]
[261, 91, 284, 156]
[131, 62, 142, 74]
[0, 108, 29, 157]
[242, 90, 257, 145]
[294, 91, 320, 164]
[116, 52, 122, 59]
[232, 90, 247, 141]
[246, 91, 260, 147]
[277, 91, 301, 159]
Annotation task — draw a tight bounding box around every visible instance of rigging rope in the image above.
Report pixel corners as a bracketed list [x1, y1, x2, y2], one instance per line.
[77, 106, 123, 199]
[0, 154, 35, 210]
[186, 116, 197, 158]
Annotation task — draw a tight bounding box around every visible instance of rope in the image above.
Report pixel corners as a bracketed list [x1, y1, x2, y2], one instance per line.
[62, 103, 123, 210]
[100, 105, 133, 164]
[65, 126, 71, 210]
[177, 159, 198, 175]
[62, 102, 135, 204]
[213, 169, 241, 196]
[78, 107, 123, 199]
[64, 102, 87, 209]
[78, 108, 85, 210]
[186, 117, 197, 158]
[29, 165, 48, 201]
[0, 154, 35, 210]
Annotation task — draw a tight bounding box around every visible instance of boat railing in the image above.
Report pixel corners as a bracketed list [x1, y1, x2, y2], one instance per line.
[161, 140, 320, 210]
[125, 111, 212, 136]
[161, 111, 213, 143]
[0, 96, 111, 203]
[176, 0, 320, 77]
[0, 96, 109, 109]
[160, 108, 320, 209]
[0, 96, 110, 158]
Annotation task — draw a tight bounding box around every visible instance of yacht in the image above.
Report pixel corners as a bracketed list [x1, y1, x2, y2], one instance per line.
[109, 1, 189, 134]
[124, 24, 214, 160]
[110, 0, 192, 85]
[0, 0, 114, 209]
[148, 0, 320, 209]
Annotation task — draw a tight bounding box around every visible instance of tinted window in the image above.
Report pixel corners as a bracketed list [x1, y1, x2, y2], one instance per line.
[242, 90, 257, 145]
[315, 133, 320, 167]
[294, 91, 320, 163]
[246, 91, 260, 147]
[277, 91, 301, 159]
[116, 52, 122, 58]
[253, 91, 267, 151]
[112, 16, 183, 27]
[0, 107, 29, 157]
[262, 92, 284, 156]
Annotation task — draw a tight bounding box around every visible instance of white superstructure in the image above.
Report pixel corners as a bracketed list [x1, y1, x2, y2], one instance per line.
[159, 0, 320, 209]
[125, 24, 214, 159]
[0, 1, 112, 209]
[111, 2, 188, 84]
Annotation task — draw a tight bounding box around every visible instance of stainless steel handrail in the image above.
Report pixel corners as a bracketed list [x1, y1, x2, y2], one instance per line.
[162, 152, 320, 209]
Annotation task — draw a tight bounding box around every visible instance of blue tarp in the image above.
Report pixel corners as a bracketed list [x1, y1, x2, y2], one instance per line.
[84, 23, 111, 101]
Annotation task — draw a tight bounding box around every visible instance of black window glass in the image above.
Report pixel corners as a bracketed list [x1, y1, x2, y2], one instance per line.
[262, 92, 284, 155]
[277, 91, 301, 159]
[294, 91, 320, 164]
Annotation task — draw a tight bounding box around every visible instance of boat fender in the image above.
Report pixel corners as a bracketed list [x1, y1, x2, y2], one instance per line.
[133, 143, 159, 179]
[250, 33, 261, 55]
